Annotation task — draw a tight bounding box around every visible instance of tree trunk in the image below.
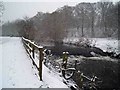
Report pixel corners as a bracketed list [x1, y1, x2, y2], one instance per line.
[81, 13, 84, 37]
[91, 13, 95, 38]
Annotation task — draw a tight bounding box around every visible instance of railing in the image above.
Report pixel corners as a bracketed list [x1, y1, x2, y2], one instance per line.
[22, 37, 44, 81]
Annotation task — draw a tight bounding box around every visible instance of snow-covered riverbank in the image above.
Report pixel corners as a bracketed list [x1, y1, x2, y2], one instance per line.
[63, 37, 119, 54]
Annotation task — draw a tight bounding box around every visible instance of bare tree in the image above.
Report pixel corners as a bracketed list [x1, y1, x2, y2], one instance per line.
[75, 3, 91, 37]
[0, 1, 4, 35]
[0, 1, 4, 19]
[41, 11, 66, 45]
[89, 3, 96, 37]
[16, 16, 36, 40]
[97, 1, 114, 37]
[75, 4, 85, 37]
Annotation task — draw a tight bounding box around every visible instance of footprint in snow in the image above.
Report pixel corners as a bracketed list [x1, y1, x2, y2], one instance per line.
[12, 84, 15, 86]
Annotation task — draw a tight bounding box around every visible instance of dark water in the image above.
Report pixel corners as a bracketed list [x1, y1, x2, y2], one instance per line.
[72, 59, 119, 90]
[44, 44, 106, 57]
[44, 43, 119, 89]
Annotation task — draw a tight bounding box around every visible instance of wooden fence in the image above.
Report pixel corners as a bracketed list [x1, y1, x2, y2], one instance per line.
[22, 37, 44, 81]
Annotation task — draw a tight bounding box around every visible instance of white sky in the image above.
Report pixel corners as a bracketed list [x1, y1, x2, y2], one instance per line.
[2, 0, 119, 23]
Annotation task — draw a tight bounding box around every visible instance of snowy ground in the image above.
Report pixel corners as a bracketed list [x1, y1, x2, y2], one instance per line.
[64, 37, 120, 54]
[1, 37, 68, 88]
[0, 38, 2, 89]
[1, 36, 119, 89]
[90, 38, 120, 54]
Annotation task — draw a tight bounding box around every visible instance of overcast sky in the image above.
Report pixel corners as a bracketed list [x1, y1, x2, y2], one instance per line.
[3, 0, 119, 23]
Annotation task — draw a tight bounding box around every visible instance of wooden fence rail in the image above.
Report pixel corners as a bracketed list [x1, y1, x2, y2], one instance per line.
[22, 37, 44, 81]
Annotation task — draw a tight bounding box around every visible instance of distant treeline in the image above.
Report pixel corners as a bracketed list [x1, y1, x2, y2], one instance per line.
[2, 1, 120, 43]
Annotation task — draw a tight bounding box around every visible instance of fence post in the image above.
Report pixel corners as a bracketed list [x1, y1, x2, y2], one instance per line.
[32, 46, 35, 59]
[28, 43, 31, 53]
[62, 52, 69, 69]
[79, 73, 83, 88]
[74, 60, 77, 69]
[39, 47, 44, 81]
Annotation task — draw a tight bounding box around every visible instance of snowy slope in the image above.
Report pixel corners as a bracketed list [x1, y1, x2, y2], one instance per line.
[90, 38, 119, 54]
[1, 37, 68, 88]
[64, 37, 119, 54]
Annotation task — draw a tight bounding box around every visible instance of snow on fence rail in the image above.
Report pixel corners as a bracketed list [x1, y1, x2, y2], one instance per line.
[22, 37, 44, 81]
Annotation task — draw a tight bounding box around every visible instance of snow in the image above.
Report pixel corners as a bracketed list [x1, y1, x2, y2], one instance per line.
[42, 65, 68, 88]
[0, 38, 2, 90]
[2, 37, 43, 88]
[1, 37, 68, 88]
[63, 37, 119, 54]
[1, 36, 119, 89]
[34, 53, 40, 68]
[22, 37, 43, 49]
[63, 37, 79, 44]
[90, 38, 120, 54]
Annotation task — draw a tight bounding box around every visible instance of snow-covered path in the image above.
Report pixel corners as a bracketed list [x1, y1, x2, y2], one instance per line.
[1, 37, 68, 88]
